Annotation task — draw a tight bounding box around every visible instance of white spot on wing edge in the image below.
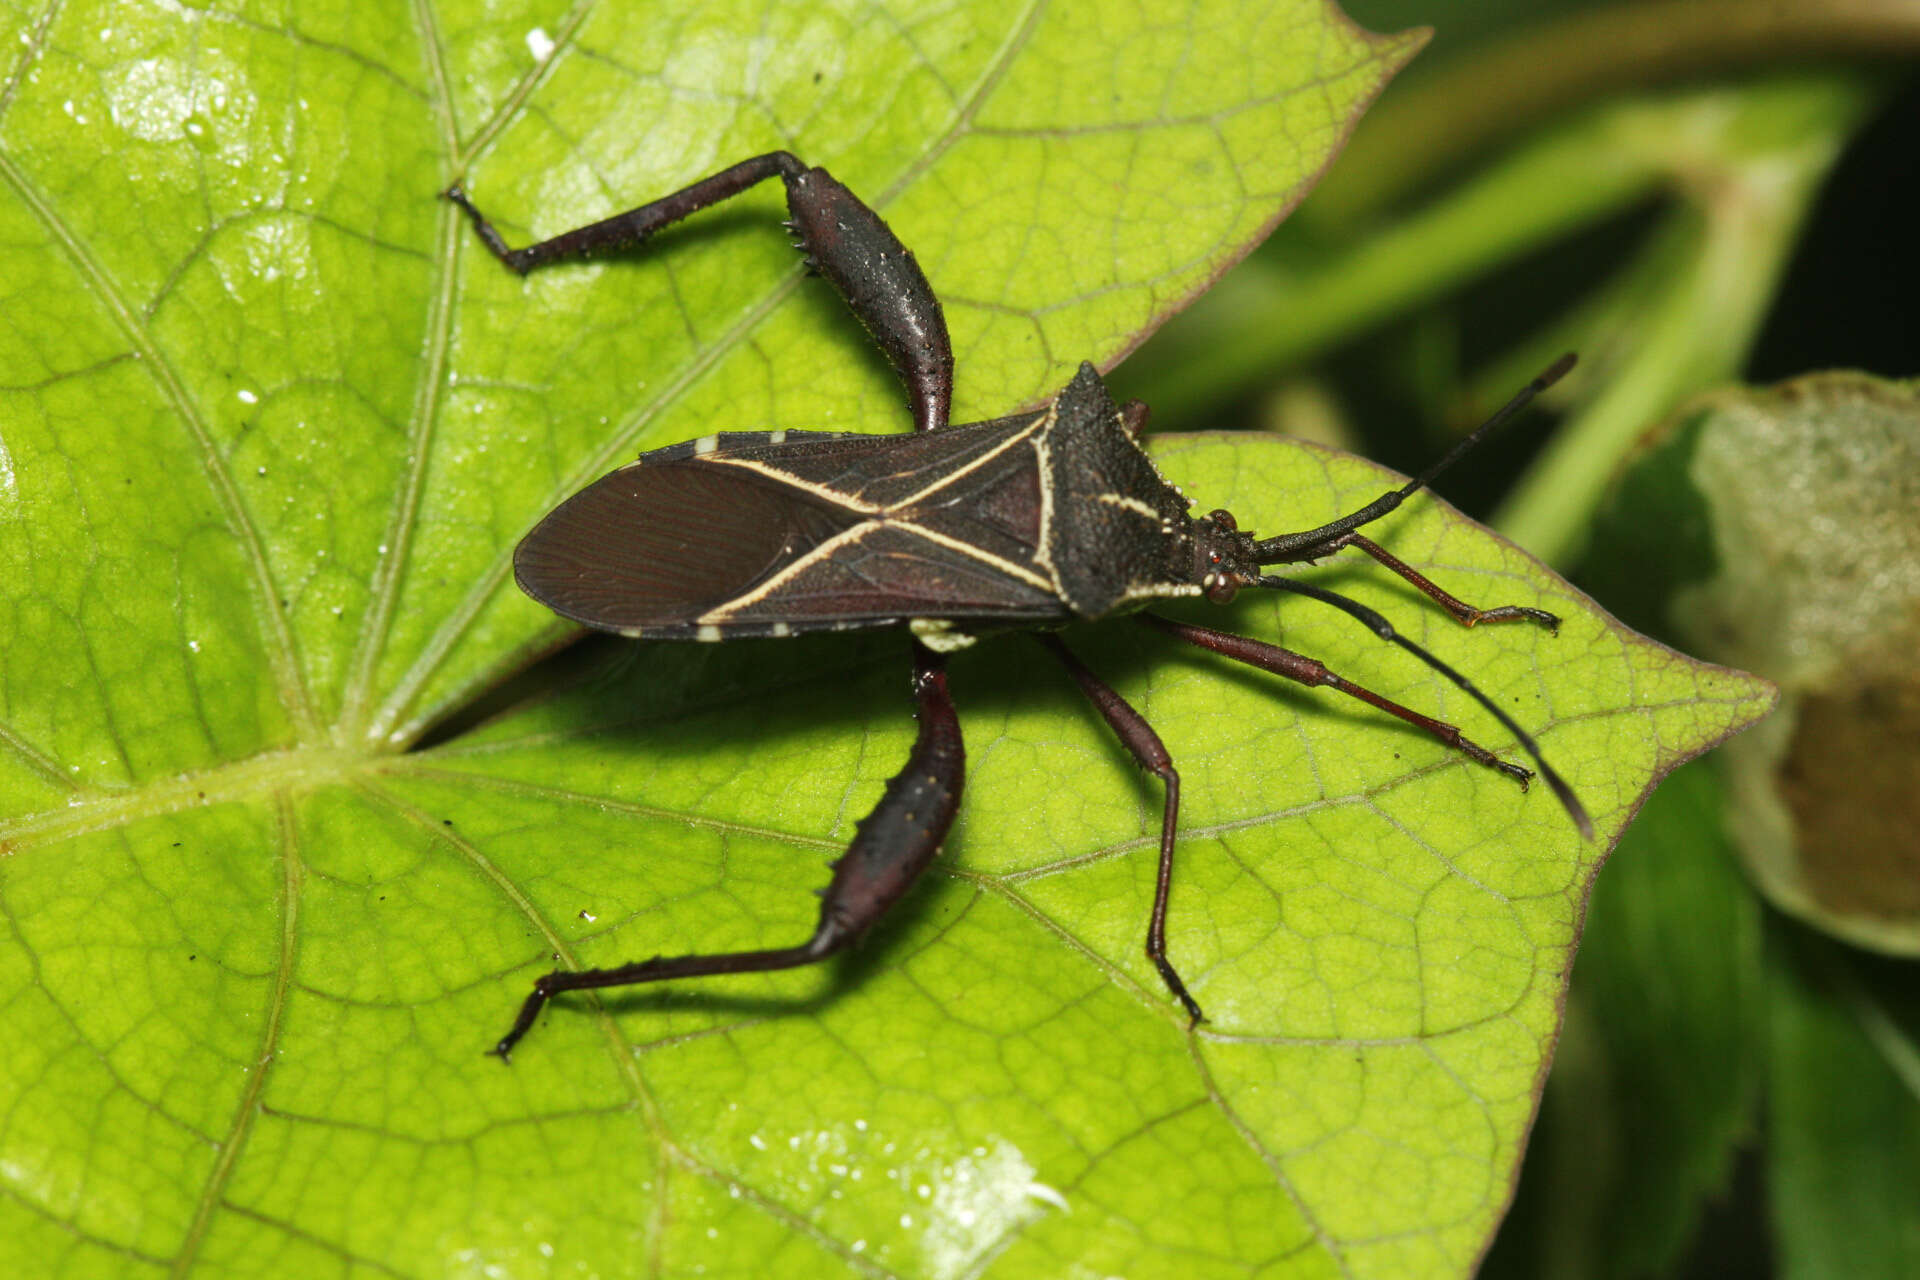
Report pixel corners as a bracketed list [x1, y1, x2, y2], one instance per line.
[910, 618, 976, 652]
[693, 434, 721, 455]
[695, 624, 724, 642]
[770, 622, 792, 637]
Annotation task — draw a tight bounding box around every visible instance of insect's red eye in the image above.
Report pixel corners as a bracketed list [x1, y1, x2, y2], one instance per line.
[1206, 577, 1239, 605]
[1208, 509, 1237, 531]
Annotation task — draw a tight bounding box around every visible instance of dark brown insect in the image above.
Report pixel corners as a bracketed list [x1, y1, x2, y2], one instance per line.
[446, 151, 1588, 1059]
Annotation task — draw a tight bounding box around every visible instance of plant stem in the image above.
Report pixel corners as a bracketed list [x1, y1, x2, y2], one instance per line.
[1317, 0, 1920, 222]
[1494, 78, 1875, 563]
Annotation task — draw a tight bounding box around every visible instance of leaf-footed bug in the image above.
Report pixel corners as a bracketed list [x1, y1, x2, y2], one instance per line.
[444, 151, 1589, 1059]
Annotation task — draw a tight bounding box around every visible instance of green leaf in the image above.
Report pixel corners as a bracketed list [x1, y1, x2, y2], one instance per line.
[0, 2, 1770, 1277]
[1770, 935, 1920, 1280]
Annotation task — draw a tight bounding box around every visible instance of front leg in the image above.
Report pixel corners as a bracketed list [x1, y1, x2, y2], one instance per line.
[1275, 531, 1560, 631]
[492, 642, 965, 1059]
[446, 151, 954, 433]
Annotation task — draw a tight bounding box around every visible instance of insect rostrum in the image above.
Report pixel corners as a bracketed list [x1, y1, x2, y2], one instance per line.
[447, 151, 1590, 1060]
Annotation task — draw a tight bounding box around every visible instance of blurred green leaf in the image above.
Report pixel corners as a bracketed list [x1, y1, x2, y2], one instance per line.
[0, 2, 1773, 1276]
[1770, 937, 1920, 1280]
[1483, 761, 1765, 1280]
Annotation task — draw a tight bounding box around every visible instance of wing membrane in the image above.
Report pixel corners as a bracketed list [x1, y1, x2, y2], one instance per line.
[515, 461, 857, 633]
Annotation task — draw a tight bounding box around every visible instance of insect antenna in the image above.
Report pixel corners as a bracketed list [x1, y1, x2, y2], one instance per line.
[1250, 353, 1576, 563]
[1258, 572, 1593, 838]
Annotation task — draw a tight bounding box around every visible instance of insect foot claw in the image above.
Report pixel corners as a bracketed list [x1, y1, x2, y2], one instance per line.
[1151, 954, 1206, 1027]
[1471, 604, 1562, 633]
[1496, 760, 1534, 791]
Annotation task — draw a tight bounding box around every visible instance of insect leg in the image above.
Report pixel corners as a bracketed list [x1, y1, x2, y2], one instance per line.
[446, 152, 953, 434]
[1139, 614, 1532, 785]
[445, 154, 805, 274]
[1038, 634, 1205, 1027]
[1271, 531, 1561, 631]
[491, 642, 965, 1060]
[1257, 573, 1593, 838]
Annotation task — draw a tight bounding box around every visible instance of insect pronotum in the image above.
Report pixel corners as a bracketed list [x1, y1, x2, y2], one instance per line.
[445, 151, 1591, 1059]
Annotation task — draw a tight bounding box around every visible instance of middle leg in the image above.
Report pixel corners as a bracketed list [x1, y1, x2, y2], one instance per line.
[1266, 531, 1560, 631]
[1138, 614, 1532, 786]
[1038, 634, 1204, 1027]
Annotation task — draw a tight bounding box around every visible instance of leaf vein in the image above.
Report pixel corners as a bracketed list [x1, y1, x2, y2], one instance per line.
[0, 150, 318, 739]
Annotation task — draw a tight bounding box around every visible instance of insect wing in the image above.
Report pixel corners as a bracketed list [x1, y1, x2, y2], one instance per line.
[514, 425, 1070, 639]
[515, 451, 849, 635]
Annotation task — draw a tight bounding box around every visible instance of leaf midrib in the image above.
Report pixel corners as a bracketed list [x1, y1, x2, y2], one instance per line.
[0, 146, 319, 743]
[0, 745, 849, 854]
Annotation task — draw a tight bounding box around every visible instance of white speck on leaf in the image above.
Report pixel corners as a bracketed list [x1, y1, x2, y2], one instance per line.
[1026, 1181, 1071, 1213]
[918, 1140, 1047, 1280]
